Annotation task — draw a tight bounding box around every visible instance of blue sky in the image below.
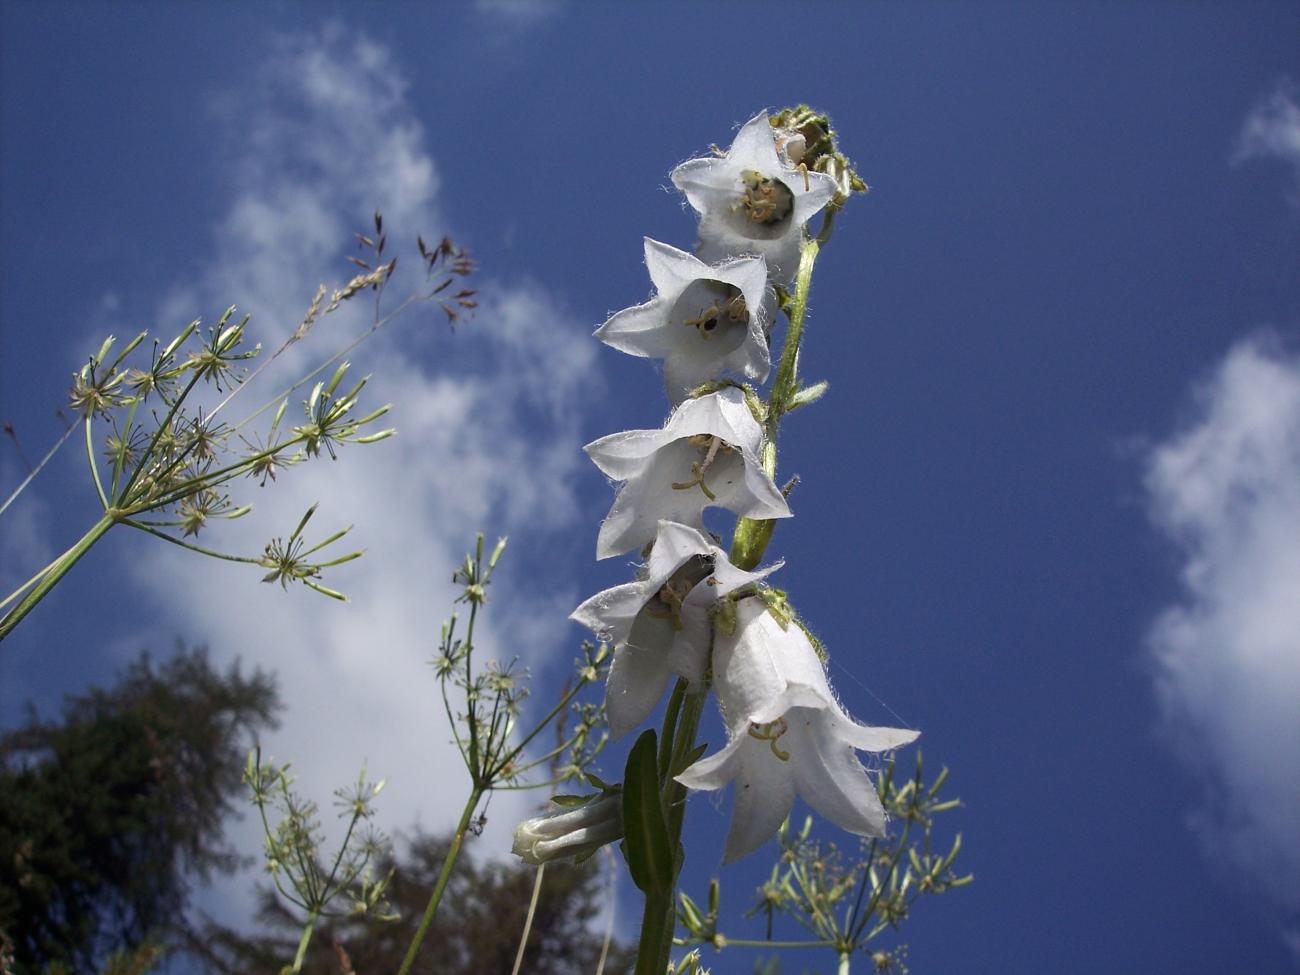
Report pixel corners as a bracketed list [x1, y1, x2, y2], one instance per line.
[2, 2, 1298, 973]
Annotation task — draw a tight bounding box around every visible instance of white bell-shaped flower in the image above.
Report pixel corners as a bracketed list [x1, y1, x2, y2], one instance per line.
[596, 238, 774, 404]
[571, 520, 780, 739]
[584, 387, 791, 560]
[676, 598, 919, 863]
[672, 112, 839, 281]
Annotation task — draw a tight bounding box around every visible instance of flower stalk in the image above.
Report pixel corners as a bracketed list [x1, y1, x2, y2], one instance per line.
[636, 222, 822, 968]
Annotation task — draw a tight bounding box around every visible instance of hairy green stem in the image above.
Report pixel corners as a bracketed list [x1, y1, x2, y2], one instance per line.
[397, 786, 483, 975]
[730, 216, 831, 572]
[0, 512, 115, 642]
[838, 950, 852, 975]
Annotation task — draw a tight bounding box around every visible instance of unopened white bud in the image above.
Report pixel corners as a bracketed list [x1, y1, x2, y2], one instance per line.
[511, 793, 622, 865]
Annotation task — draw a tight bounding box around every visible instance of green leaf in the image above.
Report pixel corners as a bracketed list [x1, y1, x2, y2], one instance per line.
[621, 729, 673, 895]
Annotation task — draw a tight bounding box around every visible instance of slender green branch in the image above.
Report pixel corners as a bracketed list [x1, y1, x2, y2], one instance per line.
[0, 421, 76, 517]
[396, 786, 483, 975]
[594, 849, 617, 975]
[694, 939, 828, 950]
[129, 435, 306, 513]
[0, 552, 64, 612]
[121, 519, 261, 564]
[464, 601, 483, 779]
[0, 512, 115, 642]
[290, 909, 318, 974]
[118, 367, 203, 503]
[228, 292, 421, 431]
[320, 808, 363, 902]
[440, 679, 471, 766]
[499, 668, 596, 769]
[110, 396, 142, 498]
[510, 864, 545, 975]
[84, 419, 109, 510]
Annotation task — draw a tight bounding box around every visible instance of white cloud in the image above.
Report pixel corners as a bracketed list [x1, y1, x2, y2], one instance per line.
[474, 0, 564, 27]
[1144, 334, 1300, 939]
[1232, 78, 1300, 198]
[115, 25, 602, 934]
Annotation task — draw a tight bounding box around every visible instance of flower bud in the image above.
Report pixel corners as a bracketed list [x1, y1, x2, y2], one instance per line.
[511, 793, 622, 866]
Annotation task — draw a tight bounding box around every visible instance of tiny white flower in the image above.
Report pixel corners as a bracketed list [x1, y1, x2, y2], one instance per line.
[511, 793, 622, 865]
[672, 112, 839, 281]
[571, 520, 780, 739]
[676, 598, 919, 863]
[596, 238, 774, 404]
[584, 387, 791, 560]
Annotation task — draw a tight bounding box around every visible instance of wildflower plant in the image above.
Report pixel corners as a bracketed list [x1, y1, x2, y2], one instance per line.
[0, 213, 477, 641]
[511, 106, 969, 973]
[244, 749, 396, 975]
[241, 533, 618, 973]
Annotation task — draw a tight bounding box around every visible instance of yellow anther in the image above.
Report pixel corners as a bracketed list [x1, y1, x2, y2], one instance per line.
[738, 170, 794, 227]
[747, 717, 791, 761]
[683, 304, 721, 338]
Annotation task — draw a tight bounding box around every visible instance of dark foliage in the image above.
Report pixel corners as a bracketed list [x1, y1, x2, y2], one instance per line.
[196, 830, 634, 975]
[0, 649, 279, 973]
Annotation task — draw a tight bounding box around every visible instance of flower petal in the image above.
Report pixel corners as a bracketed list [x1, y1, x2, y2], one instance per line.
[584, 427, 673, 481]
[663, 353, 727, 406]
[697, 220, 801, 283]
[643, 237, 710, 299]
[595, 298, 677, 360]
[663, 387, 761, 454]
[605, 629, 673, 739]
[712, 599, 790, 730]
[708, 448, 791, 522]
[595, 441, 712, 558]
[570, 580, 645, 648]
[789, 710, 891, 838]
[730, 113, 784, 170]
[722, 737, 796, 863]
[833, 718, 920, 754]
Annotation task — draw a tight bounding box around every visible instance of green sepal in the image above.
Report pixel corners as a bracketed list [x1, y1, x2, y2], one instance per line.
[621, 729, 673, 895]
[550, 793, 596, 808]
[678, 742, 709, 774]
[584, 770, 614, 791]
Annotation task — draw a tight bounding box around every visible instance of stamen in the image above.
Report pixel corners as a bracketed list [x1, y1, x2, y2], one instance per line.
[671, 462, 718, 501]
[671, 435, 731, 501]
[725, 293, 748, 323]
[643, 556, 714, 631]
[683, 293, 746, 338]
[747, 717, 791, 761]
[738, 170, 794, 227]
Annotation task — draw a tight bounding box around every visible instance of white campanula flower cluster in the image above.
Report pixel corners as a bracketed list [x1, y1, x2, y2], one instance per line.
[567, 112, 919, 864]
